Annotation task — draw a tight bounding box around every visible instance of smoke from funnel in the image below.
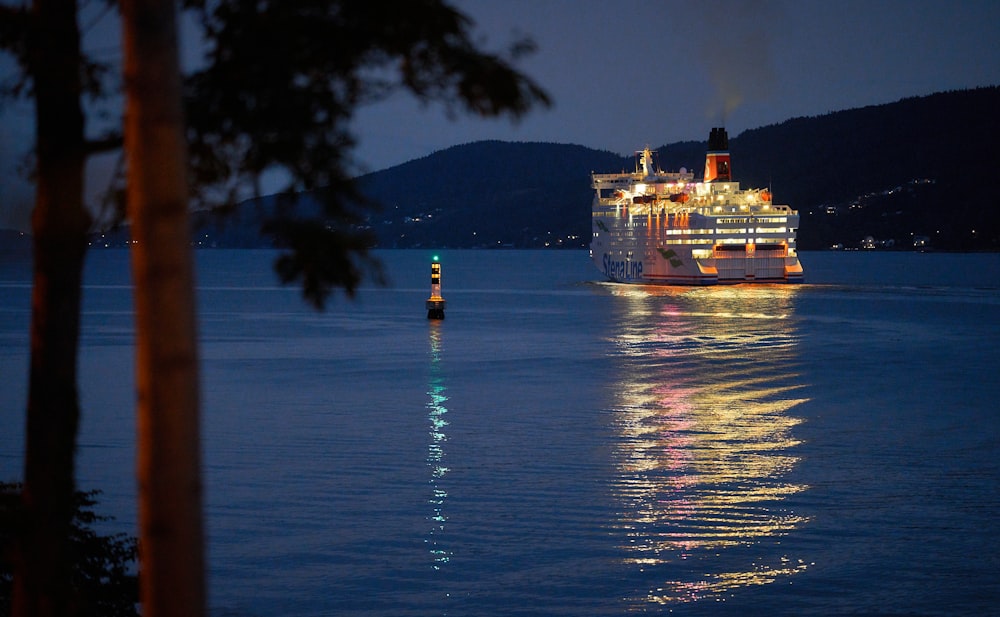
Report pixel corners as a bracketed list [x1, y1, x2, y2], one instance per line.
[695, 0, 780, 126]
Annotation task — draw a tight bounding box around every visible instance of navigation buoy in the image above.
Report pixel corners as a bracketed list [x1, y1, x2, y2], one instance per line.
[426, 257, 445, 319]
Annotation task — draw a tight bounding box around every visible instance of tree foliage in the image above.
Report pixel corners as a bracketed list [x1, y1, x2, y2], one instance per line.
[4, 0, 550, 308]
[182, 0, 549, 307]
[0, 483, 138, 617]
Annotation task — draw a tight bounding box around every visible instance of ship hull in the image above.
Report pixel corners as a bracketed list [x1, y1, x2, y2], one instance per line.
[591, 250, 804, 284]
[590, 213, 804, 286]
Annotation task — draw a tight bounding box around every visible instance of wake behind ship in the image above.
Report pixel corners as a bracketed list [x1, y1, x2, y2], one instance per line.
[590, 128, 804, 284]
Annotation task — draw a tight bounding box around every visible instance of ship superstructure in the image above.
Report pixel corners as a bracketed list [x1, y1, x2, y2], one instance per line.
[590, 128, 803, 284]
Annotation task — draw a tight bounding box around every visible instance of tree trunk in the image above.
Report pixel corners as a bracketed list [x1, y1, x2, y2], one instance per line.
[13, 1, 90, 616]
[121, 2, 206, 616]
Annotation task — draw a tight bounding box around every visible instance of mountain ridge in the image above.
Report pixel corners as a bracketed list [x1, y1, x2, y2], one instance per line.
[11, 86, 998, 252]
[350, 86, 999, 250]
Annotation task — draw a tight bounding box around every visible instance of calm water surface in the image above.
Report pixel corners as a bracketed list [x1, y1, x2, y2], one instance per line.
[1, 249, 998, 616]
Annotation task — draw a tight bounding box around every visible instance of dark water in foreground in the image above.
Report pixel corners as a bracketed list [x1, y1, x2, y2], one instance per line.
[1, 250, 999, 616]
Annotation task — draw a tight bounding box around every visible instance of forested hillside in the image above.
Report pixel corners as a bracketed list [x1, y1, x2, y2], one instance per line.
[355, 86, 999, 250]
[75, 86, 1000, 251]
[732, 87, 999, 250]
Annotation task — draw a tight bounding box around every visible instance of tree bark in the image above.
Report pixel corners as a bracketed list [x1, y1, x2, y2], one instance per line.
[121, 2, 206, 616]
[13, 1, 90, 616]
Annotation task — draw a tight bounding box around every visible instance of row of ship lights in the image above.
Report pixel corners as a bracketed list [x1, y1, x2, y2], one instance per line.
[619, 183, 775, 210]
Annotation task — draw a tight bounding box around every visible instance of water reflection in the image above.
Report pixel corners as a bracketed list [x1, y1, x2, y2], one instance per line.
[426, 322, 450, 570]
[606, 284, 811, 604]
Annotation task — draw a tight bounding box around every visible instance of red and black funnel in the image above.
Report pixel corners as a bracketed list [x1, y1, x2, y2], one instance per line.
[704, 127, 731, 182]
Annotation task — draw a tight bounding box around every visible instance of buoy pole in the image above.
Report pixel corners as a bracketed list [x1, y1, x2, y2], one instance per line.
[426, 257, 445, 319]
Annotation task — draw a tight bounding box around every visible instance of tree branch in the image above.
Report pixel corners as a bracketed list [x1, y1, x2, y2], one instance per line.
[84, 134, 124, 155]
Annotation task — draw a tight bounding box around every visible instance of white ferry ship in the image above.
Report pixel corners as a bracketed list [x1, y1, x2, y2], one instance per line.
[590, 128, 803, 284]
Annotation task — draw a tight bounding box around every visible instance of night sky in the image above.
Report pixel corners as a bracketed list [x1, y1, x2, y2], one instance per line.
[2, 0, 999, 229]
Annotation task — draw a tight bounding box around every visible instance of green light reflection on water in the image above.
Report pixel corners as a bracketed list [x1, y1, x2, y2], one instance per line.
[426, 323, 450, 570]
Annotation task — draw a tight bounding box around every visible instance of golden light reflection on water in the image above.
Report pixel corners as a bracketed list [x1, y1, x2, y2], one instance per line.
[426, 322, 450, 569]
[607, 284, 811, 604]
